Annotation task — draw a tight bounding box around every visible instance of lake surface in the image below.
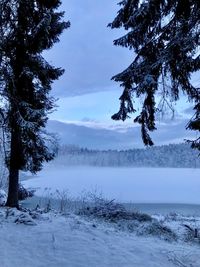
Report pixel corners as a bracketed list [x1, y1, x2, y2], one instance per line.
[125, 203, 200, 216]
[23, 166, 200, 205]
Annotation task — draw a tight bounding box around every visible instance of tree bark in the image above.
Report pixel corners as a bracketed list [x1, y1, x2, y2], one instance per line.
[6, 130, 20, 208]
[5, 2, 23, 209]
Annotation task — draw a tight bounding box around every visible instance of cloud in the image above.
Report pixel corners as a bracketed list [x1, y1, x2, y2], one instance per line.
[50, 91, 196, 147]
[50, 90, 124, 122]
[47, 117, 196, 150]
[44, 0, 131, 97]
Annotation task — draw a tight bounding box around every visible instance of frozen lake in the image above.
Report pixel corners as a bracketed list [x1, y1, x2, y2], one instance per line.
[23, 166, 200, 206]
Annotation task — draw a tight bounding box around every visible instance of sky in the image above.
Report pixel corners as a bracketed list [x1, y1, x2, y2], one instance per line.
[45, 0, 198, 145]
[45, 0, 131, 98]
[46, 0, 133, 126]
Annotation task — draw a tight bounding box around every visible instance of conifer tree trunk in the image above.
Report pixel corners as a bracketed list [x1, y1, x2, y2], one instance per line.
[6, 3, 23, 208]
[6, 129, 20, 208]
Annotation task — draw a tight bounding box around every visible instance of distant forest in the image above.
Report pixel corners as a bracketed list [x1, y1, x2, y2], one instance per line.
[55, 143, 200, 168]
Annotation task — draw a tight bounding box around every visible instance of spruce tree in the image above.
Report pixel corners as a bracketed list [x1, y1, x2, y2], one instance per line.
[0, 0, 70, 207]
[109, 0, 200, 149]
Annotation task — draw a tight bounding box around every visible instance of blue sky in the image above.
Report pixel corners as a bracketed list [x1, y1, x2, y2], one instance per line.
[45, 0, 198, 144]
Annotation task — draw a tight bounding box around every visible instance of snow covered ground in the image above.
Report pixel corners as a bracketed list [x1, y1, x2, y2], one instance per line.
[0, 207, 199, 267]
[23, 166, 200, 204]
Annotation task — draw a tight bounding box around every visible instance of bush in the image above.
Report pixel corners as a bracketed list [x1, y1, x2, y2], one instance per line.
[18, 184, 35, 201]
[137, 221, 177, 241]
[77, 193, 179, 241]
[79, 194, 152, 223]
[183, 224, 200, 244]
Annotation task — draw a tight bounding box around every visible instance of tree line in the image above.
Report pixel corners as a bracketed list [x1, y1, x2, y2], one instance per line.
[56, 143, 200, 168]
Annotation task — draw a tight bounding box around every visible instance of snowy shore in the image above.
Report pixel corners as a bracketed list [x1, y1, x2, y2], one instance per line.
[0, 206, 199, 267]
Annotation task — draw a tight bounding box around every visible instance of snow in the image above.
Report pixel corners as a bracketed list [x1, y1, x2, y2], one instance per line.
[23, 166, 200, 204]
[0, 208, 199, 267]
[0, 189, 7, 206]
